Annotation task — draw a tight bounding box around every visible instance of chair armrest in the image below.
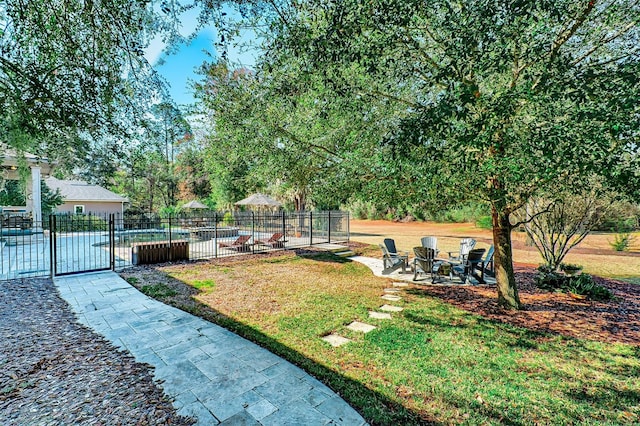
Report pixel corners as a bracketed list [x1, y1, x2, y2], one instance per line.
[389, 251, 408, 259]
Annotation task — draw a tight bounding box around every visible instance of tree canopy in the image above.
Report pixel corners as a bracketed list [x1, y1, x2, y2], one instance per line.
[0, 0, 181, 160]
[203, 0, 640, 309]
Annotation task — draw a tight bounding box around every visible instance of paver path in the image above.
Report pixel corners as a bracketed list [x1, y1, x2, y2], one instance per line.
[54, 271, 366, 426]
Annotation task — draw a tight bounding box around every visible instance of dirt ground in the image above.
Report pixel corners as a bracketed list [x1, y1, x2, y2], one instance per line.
[349, 219, 640, 278]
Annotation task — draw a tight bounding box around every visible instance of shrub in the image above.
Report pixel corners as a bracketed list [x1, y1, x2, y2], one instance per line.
[535, 265, 567, 291]
[475, 215, 493, 229]
[535, 266, 613, 301]
[405, 205, 428, 221]
[566, 274, 613, 301]
[345, 200, 386, 220]
[595, 201, 639, 231]
[56, 214, 108, 232]
[222, 212, 235, 226]
[430, 203, 490, 224]
[559, 263, 583, 274]
[610, 232, 635, 252]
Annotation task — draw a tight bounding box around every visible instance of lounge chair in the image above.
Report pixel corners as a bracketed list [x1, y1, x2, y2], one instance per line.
[218, 234, 252, 252]
[448, 238, 476, 264]
[452, 248, 486, 284]
[254, 232, 286, 248]
[380, 240, 408, 274]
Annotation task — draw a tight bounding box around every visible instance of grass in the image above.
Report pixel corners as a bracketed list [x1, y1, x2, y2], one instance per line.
[140, 283, 178, 298]
[139, 252, 640, 425]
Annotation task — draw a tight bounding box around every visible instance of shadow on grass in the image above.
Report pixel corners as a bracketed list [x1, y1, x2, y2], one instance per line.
[124, 265, 438, 426]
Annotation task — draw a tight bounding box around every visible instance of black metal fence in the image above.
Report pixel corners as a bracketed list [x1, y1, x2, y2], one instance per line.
[0, 219, 49, 279]
[0, 210, 350, 279]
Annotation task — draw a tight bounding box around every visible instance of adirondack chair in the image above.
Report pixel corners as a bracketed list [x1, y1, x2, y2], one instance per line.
[412, 246, 442, 282]
[380, 239, 408, 274]
[483, 245, 495, 277]
[218, 234, 252, 252]
[448, 238, 476, 264]
[452, 248, 486, 284]
[420, 236, 438, 256]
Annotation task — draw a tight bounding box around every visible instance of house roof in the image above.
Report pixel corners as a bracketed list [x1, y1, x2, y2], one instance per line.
[45, 177, 128, 203]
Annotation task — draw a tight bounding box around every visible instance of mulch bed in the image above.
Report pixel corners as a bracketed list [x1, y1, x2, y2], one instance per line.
[353, 240, 639, 346]
[409, 265, 640, 346]
[0, 278, 195, 426]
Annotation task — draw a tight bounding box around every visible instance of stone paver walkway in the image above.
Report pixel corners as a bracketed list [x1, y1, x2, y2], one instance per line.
[54, 271, 366, 426]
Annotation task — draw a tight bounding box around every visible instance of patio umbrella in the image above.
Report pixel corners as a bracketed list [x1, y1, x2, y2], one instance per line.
[182, 200, 208, 209]
[234, 193, 282, 209]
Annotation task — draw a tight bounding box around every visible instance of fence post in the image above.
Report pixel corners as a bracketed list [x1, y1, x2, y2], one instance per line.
[49, 215, 55, 278]
[347, 211, 350, 242]
[214, 212, 218, 258]
[282, 211, 286, 246]
[168, 214, 173, 261]
[328, 211, 331, 243]
[251, 211, 255, 254]
[309, 211, 313, 246]
[109, 214, 115, 270]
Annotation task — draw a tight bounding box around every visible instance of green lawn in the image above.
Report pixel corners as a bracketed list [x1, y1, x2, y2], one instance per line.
[128, 252, 640, 425]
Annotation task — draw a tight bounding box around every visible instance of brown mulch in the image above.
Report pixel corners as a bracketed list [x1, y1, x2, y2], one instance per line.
[0, 278, 195, 426]
[409, 265, 640, 346]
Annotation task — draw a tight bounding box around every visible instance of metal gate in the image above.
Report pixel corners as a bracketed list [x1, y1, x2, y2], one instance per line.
[49, 214, 115, 276]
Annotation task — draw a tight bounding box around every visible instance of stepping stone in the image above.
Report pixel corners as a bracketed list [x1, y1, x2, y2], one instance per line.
[379, 304, 403, 313]
[392, 282, 409, 287]
[322, 334, 351, 347]
[369, 311, 392, 320]
[384, 288, 401, 293]
[346, 321, 376, 333]
[381, 294, 402, 302]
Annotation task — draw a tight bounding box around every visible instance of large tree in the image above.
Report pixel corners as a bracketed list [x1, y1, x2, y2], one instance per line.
[234, 0, 640, 309]
[0, 0, 183, 160]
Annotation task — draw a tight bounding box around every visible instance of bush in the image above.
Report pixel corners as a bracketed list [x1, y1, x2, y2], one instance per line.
[567, 274, 614, 301]
[405, 205, 428, 221]
[430, 203, 490, 223]
[55, 214, 108, 232]
[475, 215, 493, 230]
[595, 201, 639, 231]
[222, 212, 235, 226]
[535, 265, 567, 291]
[345, 200, 386, 220]
[610, 232, 635, 252]
[535, 266, 613, 301]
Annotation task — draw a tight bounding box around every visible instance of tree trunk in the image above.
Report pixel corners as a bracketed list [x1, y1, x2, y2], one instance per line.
[491, 204, 522, 309]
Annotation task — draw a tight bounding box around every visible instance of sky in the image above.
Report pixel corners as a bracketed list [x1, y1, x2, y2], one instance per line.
[145, 8, 259, 106]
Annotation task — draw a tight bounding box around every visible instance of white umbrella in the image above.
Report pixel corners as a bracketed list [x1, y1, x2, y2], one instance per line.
[182, 200, 208, 209]
[235, 193, 282, 208]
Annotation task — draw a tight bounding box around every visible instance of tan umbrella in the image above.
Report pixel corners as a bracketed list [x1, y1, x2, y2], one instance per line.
[182, 200, 208, 209]
[235, 193, 282, 209]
